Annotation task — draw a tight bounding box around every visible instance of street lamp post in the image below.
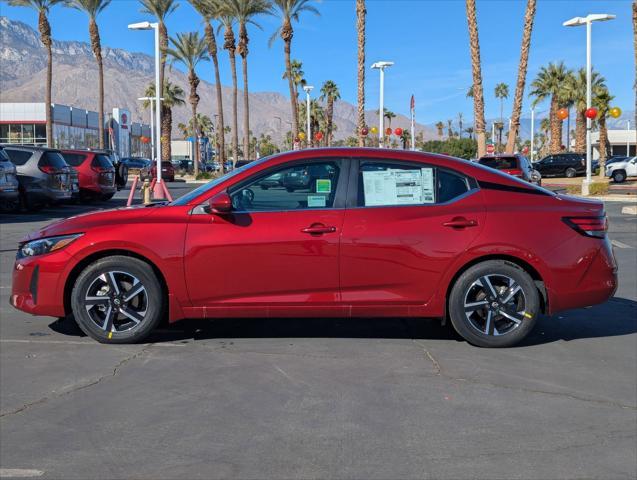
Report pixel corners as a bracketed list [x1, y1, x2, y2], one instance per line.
[371, 61, 394, 148]
[563, 13, 615, 195]
[138, 96, 164, 161]
[303, 85, 313, 147]
[129, 21, 162, 198]
[628, 120, 631, 156]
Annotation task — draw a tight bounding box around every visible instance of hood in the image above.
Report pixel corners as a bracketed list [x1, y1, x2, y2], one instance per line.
[22, 203, 162, 243]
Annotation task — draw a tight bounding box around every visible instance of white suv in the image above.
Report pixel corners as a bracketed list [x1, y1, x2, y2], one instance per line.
[606, 156, 637, 183]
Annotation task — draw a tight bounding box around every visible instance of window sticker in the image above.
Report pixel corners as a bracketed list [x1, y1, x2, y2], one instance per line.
[307, 195, 327, 208]
[362, 168, 435, 206]
[316, 179, 332, 193]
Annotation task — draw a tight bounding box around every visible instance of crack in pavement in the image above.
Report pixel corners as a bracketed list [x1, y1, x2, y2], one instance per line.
[0, 345, 153, 419]
[411, 339, 636, 412]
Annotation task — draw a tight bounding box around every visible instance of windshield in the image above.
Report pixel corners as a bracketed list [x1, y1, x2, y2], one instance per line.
[171, 155, 273, 206]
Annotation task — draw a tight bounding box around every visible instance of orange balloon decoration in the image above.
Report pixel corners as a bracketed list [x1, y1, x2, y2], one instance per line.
[315, 131, 324, 141]
[385, 127, 392, 136]
[556, 108, 569, 121]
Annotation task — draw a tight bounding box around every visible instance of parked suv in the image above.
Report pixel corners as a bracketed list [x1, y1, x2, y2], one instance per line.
[606, 156, 637, 183]
[477, 154, 538, 184]
[60, 149, 117, 200]
[534, 153, 591, 178]
[2, 145, 72, 210]
[0, 146, 19, 210]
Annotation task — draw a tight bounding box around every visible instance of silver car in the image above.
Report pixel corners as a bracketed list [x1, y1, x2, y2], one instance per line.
[0, 146, 19, 210]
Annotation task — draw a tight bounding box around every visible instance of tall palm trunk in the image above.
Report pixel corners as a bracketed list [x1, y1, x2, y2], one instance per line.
[598, 116, 609, 178]
[326, 97, 334, 146]
[189, 71, 200, 176]
[89, 18, 105, 149]
[465, 0, 486, 157]
[159, 22, 168, 96]
[161, 105, 172, 161]
[38, 11, 53, 147]
[159, 22, 171, 160]
[204, 22, 225, 170]
[356, 0, 366, 147]
[506, 0, 536, 153]
[238, 24, 250, 160]
[224, 28, 239, 164]
[549, 95, 562, 153]
[281, 20, 299, 138]
[575, 111, 586, 152]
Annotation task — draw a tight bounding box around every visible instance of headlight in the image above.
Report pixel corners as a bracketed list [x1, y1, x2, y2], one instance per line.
[17, 234, 83, 259]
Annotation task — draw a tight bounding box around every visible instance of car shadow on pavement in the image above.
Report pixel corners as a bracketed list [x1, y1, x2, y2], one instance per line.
[48, 297, 636, 346]
[0, 199, 136, 224]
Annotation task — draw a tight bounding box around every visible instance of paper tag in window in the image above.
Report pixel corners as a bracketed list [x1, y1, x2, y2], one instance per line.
[421, 167, 435, 203]
[316, 179, 331, 193]
[308, 195, 326, 207]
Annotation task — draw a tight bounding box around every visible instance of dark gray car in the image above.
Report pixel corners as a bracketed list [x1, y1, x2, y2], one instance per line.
[2, 145, 72, 210]
[0, 146, 19, 210]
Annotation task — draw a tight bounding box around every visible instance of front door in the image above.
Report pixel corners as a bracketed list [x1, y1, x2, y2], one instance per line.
[184, 158, 348, 316]
[339, 158, 485, 312]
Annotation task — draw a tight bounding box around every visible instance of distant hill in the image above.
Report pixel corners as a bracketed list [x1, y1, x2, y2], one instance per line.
[0, 16, 436, 143]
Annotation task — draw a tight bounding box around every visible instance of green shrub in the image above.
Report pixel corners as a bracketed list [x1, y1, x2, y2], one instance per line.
[195, 172, 213, 180]
[589, 182, 609, 196]
[566, 185, 581, 195]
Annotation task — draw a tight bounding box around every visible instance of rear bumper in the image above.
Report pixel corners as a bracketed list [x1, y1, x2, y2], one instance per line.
[0, 185, 19, 200]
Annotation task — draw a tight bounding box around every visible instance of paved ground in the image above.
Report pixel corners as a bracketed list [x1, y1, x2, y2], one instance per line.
[0, 183, 636, 480]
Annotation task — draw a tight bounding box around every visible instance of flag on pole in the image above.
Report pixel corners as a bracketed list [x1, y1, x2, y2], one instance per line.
[410, 95, 416, 150]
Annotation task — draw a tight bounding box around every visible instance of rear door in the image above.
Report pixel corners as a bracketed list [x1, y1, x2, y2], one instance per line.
[184, 158, 348, 314]
[339, 158, 485, 312]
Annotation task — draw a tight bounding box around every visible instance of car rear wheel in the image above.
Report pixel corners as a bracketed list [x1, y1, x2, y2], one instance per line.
[71, 256, 164, 344]
[101, 192, 115, 201]
[448, 260, 539, 348]
[565, 167, 577, 178]
[612, 170, 626, 183]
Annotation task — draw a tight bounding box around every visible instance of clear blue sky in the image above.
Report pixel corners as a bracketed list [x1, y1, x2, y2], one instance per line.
[2, 0, 634, 124]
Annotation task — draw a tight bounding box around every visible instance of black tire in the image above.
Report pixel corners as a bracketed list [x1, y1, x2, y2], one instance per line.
[612, 170, 626, 183]
[565, 167, 577, 178]
[19, 191, 43, 212]
[101, 192, 115, 201]
[448, 260, 540, 348]
[71, 256, 164, 344]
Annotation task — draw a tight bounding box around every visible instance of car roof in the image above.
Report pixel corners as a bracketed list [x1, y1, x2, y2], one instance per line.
[0, 144, 61, 153]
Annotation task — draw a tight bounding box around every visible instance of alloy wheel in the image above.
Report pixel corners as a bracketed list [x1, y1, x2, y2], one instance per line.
[84, 270, 148, 333]
[463, 274, 528, 336]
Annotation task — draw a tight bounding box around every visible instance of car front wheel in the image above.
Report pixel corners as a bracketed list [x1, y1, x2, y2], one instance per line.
[448, 260, 540, 348]
[612, 170, 626, 183]
[565, 167, 577, 178]
[71, 256, 164, 344]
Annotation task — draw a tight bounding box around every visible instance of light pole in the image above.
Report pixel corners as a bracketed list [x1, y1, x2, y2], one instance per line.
[628, 120, 631, 156]
[371, 61, 394, 147]
[138, 96, 164, 161]
[303, 85, 313, 147]
[563, 13, 615, 195]
[129, 21, 162, 197]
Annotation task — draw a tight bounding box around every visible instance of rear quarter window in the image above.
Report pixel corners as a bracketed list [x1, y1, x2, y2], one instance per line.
[4, 149, 33, 166]
[40, 152, 68, 169]
[61, 153, 87, 167]
[92, 154, 114, 169]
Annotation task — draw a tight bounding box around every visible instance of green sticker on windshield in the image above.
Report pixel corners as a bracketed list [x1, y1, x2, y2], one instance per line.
[316, 179, 331, 193]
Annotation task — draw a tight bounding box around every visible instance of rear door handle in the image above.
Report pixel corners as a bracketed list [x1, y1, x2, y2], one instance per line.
[443, 217, 478, 229]
[301, 224, 337, 235]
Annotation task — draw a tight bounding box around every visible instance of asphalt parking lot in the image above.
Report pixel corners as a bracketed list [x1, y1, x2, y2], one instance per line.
[0, 184, 636, 480]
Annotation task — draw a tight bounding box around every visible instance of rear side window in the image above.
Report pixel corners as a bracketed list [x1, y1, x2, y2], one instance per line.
[92, 154, 113, 169]
[4, 149, 33, 166]
[61, 153, 87, 167]
[478, 156, 518, 170]
[0, 148, 9, 162]
[40, 152, 68, 169]
[357, 161, 471, 207]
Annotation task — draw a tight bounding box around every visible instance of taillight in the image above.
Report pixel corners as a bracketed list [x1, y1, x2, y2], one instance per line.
[508, 169, 523, 176]
[563, 216, 607, 238]
[39, 165, 57, 174]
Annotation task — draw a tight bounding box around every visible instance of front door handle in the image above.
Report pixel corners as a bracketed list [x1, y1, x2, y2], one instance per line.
[301, 224, 337, 235]
[443, 217, 478, 229]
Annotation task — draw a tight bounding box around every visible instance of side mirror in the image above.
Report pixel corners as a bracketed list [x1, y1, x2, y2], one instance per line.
[208, 192, 232, 214]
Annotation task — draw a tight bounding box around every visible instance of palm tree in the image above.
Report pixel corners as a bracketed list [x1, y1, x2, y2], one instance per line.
[190, 0, 226, 170]
[457, 112, 464, 138]
[298, 98, 323, 146]
[320, 80, 340, 146]
[594, 88, 614, 176]
[356, 0, 366, 146]
[65, 0, 111, 149]
[179, 113, 214, 138]
[465, 0, 487, 156]
[563, 68, 606, 153]
[530, 62, 570, 154]
[384, 109, 396, 129]
[447, 119, 454, 138]
[139, 0, 179, 101]
[282, 59, 306, 106]
[494, 82, 509, 147]
[270, 0, 319, 139]
[9, 0, 64, 147]
[226, 0, 271, 160]
[435, 121, 444, 138]
[506, 0, 536, 154]
[144, 81, 185, 162]
[465, 127, 474, 140]
[219, 13, 240, 163]
[167, 31, 208, 176]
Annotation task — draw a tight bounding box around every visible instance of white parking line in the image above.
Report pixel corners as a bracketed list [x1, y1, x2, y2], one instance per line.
[611, 240, 634, 249]
[0, 469, 44, 478]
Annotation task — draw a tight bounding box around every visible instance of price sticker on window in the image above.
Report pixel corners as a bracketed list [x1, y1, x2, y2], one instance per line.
[316, 179, 331, 193]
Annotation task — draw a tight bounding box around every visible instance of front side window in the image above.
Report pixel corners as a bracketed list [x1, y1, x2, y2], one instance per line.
[229, 160, 341, 212]
[357, 160, 471, 207]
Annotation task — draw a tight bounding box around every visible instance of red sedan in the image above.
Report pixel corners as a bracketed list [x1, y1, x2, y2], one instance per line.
[11, 149, 617, 347]
[60, 150, 117, 200]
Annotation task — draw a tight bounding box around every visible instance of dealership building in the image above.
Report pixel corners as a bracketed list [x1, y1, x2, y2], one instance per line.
[591, 128, 636, 158]
[0, 102, 151, 158]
